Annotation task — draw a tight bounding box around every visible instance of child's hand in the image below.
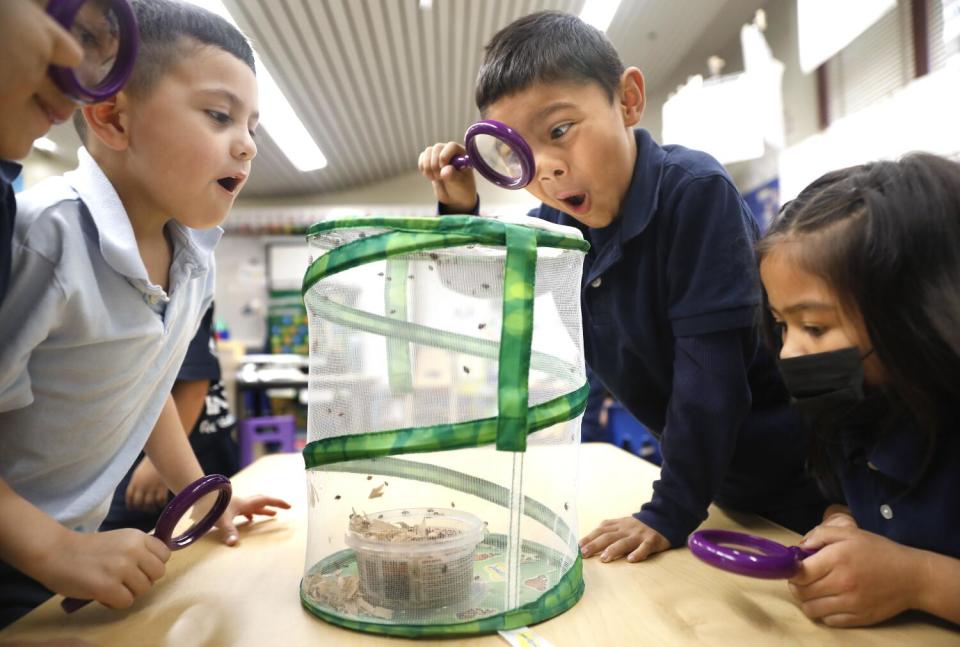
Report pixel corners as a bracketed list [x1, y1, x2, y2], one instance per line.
[821, 511, 858, 529]
[214, 495, 292, 546]
[417, 141, 477, 213]
[819, 503, 857, 529]
[37, 528, 170, 609]
[788, 526, 923, 627]
[125, 458, 169, 512]
[578, 516, 670, 563]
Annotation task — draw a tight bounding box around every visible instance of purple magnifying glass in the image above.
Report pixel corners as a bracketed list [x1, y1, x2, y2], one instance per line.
[451, 119, 535, 190]
[688, 529, 816, 579]
[46, 0, 139, 103]
[61, 473, 232, 613]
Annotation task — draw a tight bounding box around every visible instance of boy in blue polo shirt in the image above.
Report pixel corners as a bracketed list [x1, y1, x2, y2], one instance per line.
[0, 0, 287, 626]
[0, 0, 85, 310]
[419, 11, 824, 562]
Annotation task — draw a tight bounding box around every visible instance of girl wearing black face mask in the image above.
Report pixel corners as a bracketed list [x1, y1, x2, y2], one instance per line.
[757, 153, 960, 629]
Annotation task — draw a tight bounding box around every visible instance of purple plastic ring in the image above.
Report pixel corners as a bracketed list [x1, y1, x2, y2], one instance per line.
[154, 473, 232, 549]
[61, 474, 231, 613]
[451, 119, 535, 190]
[46, 0, 139, 103]
[687, 529, 815, 579]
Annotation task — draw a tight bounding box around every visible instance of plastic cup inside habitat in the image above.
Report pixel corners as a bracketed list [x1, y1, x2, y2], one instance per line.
[345, 507, 485, 611]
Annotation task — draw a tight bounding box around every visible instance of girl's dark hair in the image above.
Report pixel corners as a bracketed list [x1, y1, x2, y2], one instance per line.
[757, 153, 960, 491]
[475, 11, 624, 113]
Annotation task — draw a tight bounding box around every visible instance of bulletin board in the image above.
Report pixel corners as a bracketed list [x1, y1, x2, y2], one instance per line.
[264, 243, 312, 354]
[267, 289, 308, 355]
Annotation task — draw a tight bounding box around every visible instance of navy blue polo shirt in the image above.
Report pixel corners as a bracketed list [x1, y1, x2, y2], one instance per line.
[179, 305, 221, 382]
[531, 129, 821, 546]
[178, 304, 233, 459]
[0, 160, 22, 311]
[839, 411, 960, 558]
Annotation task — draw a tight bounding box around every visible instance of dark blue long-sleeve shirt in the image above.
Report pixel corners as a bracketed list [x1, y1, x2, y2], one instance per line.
[0, 161, 22, 311]
[532, 130, 823, 545]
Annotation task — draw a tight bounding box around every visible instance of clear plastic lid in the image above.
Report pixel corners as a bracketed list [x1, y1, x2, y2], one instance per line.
[345, 507, 485, 556]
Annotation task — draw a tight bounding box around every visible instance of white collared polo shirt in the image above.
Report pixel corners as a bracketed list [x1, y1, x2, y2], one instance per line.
[0, 148, 221, 532]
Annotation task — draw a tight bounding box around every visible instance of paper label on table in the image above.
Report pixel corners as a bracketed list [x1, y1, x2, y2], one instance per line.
[498, 627, 556, 647]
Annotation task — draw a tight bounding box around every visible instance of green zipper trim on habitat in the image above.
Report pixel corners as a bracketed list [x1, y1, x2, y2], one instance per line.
[302, 382, 588, 467]
[302, 453, 586, 635]
[320, 455, 577, 544]
[302, 215, 588, 457]
[300, 555, 583, 637]
[301, 215, 589, 295]
[495, 224, 537, 452]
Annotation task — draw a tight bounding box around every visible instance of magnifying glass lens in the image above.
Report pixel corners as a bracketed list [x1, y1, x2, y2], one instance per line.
[170, 489, 222, 542]
[473, 133, 524, 182]
[71, 0, 122, 87]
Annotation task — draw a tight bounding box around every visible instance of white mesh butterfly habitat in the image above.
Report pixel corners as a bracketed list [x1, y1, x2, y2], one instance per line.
[299, 214, 588, 637]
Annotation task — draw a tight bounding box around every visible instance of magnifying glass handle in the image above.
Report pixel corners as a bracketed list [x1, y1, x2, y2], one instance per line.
[61, 596, 91, 613]
[61, 475, 231, 613]
[450, 155, 470, 170]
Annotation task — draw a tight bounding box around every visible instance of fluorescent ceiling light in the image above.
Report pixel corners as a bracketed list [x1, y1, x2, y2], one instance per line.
[579, 0, 622, 32]
[32, 137, 59, 154]
[184, 0, 327, 172]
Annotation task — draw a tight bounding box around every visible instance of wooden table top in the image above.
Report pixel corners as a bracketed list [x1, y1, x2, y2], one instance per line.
[2, 443, 956, 646]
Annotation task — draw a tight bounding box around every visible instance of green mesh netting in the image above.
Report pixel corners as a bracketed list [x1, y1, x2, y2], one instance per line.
[300, 215, 588, 636]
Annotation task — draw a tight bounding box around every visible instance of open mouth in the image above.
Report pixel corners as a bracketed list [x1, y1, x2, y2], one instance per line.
[217, 176, 240, 193]
[560, 193, 586, 208]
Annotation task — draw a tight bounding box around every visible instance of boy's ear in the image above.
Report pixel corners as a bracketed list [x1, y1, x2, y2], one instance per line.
[81, 93, 131, 152]
[618, 67, 645, 128]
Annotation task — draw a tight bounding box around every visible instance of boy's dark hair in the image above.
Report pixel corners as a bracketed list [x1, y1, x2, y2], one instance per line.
[475, 11, 624, 113]
[757, 153, 960, 491]
[74, 0, 255, 141]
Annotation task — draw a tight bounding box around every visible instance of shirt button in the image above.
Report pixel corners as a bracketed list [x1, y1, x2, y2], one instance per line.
[867, 461, 879, 471]
[880, 504, 894, 520]
[590, 277, 602, 288]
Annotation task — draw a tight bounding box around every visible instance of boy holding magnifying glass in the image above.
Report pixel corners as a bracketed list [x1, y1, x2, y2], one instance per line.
[0, 0, 289, 627]
[419, 11, 826, 564]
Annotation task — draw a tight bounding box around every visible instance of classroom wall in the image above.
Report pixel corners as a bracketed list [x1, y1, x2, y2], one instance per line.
[641, 0, 819, 193]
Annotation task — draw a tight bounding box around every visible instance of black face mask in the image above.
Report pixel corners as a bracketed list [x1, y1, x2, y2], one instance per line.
[777, 347, 867, 423]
